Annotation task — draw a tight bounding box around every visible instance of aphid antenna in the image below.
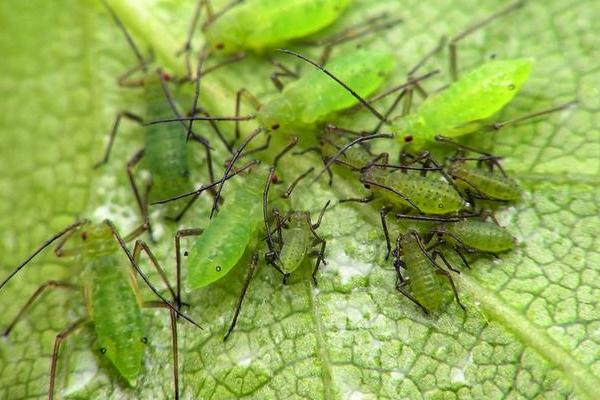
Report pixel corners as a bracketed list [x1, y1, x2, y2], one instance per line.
[186, 44, 210, 142]
[283, 167, 315, 199]
[101, 0, 147, 73]
[156, 68, 213, 149]
[104, 220, 203, 329]
[486, 100, 578, 131]
[449, 0, 526, 80]
[201, 0, 243, 29]
[145, 114, 256, 126]
[151, 160, 258, 205]
[210, 128, 263, 218]
[273, 136, 299, 168]
[435, 135, 493, 157]
[368, 163, 442, 172]
[0, 220, 89, 292]
[407, 36, 447, 77]
[358, 178, 423, 213]
[277, 49, 388, 123]
[312, 133, 393, 183]
[364, 69, 440, 106]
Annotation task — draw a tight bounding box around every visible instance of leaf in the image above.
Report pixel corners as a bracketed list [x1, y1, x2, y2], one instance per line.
[1, 0, 599, 399]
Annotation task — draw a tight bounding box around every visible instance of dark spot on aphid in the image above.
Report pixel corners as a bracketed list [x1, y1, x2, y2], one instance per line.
[180, 169, 190, 178]
[271, 123, 280, 130]
[438, 203, 444, 209]
[356, 44, 363, 49]
[216, 266, 222, 272]
[184, 251, 189, 257]
[141, 337, 148, 344]
[100, 347, 107, 354]
[489, 53, 497, 60]
[216, 43, 225, 50]
[508, 83, 516, 90]
[161, 72, 172, 81]
[80, 232, 87, 241]
[404, 135, 413, 143]
[363, 183, 371, 189]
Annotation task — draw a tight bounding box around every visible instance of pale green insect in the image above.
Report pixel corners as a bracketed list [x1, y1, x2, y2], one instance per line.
[394, 231, 464, 314]
[0, 220, 199, 400]
[151, 135, 298, 340]
[202, 0, 352, 54]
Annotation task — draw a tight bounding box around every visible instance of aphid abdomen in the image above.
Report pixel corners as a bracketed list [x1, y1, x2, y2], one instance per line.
[401, 236, 445, 312]
[448, 220, 515, 253]
[258, 50, 396, 129]
[396, 59, 533, 147]
[90, 255, 145, 384]
[187, 176, 264, 288]
[279, 220, 311, 274]
[375, 170, 465, 214]
[449, 163, 521, 201]
[144, 84, 191, 204]
[205, 0, 351, 53]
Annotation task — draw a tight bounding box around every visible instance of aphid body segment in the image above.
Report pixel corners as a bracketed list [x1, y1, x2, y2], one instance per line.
[363, 167, 466, 214]
[187, 170, 264, 288]
[258, 49, 396, 130]
[398, 232, 448, 313]
[396, 59, 533, 148]
[447, 161, 521, 201]
[205, 0, 351, 53]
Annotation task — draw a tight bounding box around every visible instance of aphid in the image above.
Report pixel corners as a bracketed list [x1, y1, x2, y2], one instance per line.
[151, 134, 299, 340]
[263, 167, 330, 285]
[396, 212, 516, 269]
[283, 1, 575, 148]
[393, 231, 465, 314]
[0, 220, 200, 400]
[95, 2, 231, 227]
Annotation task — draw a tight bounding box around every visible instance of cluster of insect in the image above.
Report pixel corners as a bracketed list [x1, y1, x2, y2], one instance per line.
[1, 0, 576, 399]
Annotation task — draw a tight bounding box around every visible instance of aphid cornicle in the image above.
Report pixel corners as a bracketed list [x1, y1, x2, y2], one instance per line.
[95, 1, 223, 228]
[394, 231, 465, 314]
[151, 134, 299, 340]
[0, 220, 200, 400]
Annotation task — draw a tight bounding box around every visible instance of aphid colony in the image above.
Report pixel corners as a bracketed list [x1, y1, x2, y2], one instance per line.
[0, 1, 576, 398]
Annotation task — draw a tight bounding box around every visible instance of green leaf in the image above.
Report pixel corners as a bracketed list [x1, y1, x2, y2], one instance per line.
[1, 0, 599, 399]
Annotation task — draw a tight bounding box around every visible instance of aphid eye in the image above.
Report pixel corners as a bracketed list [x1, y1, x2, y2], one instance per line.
[271, 123, 280, 130]
[216, 266, 222, 272]
[363, 183, 371, 189]
[161, 72, 171, 81]
[508, 83, 516, 90]
[100, 347, 107, 354]
[80, 232, 87, 241]
[404, 135, 413, 143]
[216, 43, 225, 50]
[183, 251, 189, 257]
[141, 337, 148, 344]
[270, 174, 279, 184]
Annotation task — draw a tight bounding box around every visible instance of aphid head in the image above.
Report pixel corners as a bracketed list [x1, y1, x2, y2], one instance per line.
[257, 97, 295, 133]
[77, 223, 115, 257]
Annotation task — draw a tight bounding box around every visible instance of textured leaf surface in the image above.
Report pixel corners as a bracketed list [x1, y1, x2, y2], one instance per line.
[0, 0, 599, 399]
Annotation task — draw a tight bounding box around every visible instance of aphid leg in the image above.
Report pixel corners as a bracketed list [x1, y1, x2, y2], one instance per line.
[448, 1, 525, 81]
[486, 100, 578, 132]
[311, 200, 331, 230]
[202, 0, 242, 30]
[263, 167, 279, 263]
[177, 0, 204, 77]
[431, 250, 461, 273]
[133, 240, 178, 302]
[202, 52, 247, 76]
[305, 13, 404, 65]
[224, 253, 259, 341]
[306, 211, 328, 285]
[0, 220, 87, 291]
[393, 251, 430, 314]
[124, 148, 155, 239]
[93, 112, 144, 168]
[480, 210, 501, 225]
[270, 59, 300, 91]
[49, 318, 87, 400]
[104, 220, 203, 328]
[283, 167, 315, 198]
[175, 228, 204, 309]
[239, 135, 272, 159]
[2, 281, 79, 337]
[311, 240, 327, 286]
[379, 207, 393, 260]
[361, 152, 390, 171]
[142, 301, 179, 400]
[273, 136, 300, 168]
[54, 221, 89, 258]
[451, 246, 472, 270]
[234, 89, 262, 143]
[338, 193, 375, 204]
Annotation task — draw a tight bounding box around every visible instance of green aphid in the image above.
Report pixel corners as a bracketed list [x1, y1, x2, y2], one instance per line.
[0, 220, 200, 400]
[394, 231, 464, 314]
[151, 134, 299, 340]
[202, 0, 351, 54]
[95, 1, 221, 230]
